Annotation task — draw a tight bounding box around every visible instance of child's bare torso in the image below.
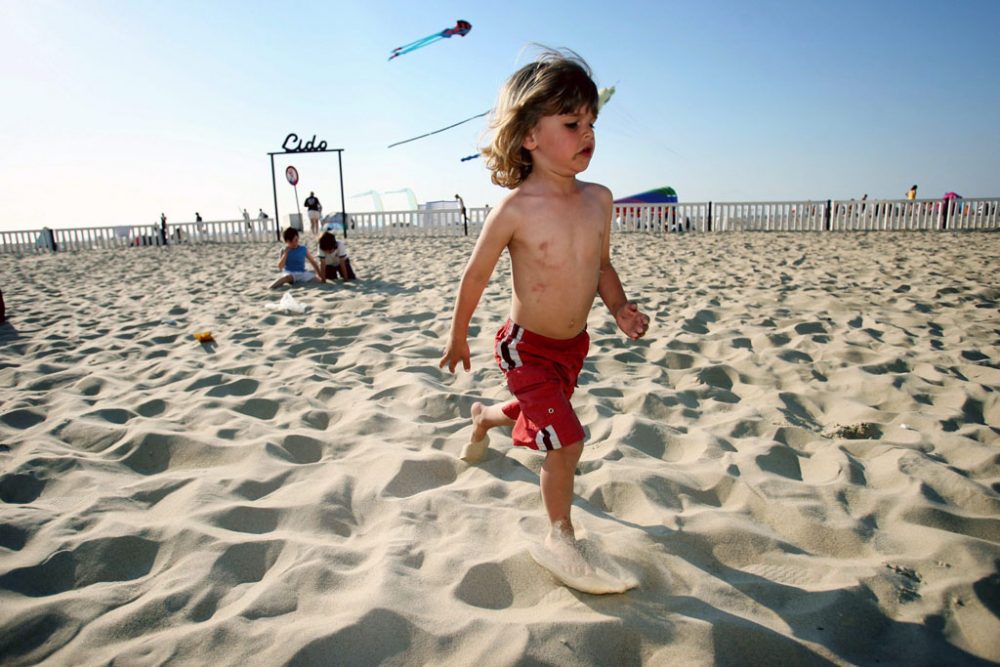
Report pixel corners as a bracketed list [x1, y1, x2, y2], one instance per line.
[505, 183, 608, 339]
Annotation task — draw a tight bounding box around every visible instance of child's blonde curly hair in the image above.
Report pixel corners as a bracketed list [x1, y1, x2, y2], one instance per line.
[483, 49, 599, 189]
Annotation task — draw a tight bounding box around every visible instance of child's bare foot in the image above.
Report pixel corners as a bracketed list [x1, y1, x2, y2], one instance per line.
[471, 402, 489, 443]
[460, 403, 492, 462]
[461, 403, 515, 463]
[544, 521, 594, 578]
[470, 402, 514, 438]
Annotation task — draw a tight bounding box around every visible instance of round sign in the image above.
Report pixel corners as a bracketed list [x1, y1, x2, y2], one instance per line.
[285, 166, 299, 186]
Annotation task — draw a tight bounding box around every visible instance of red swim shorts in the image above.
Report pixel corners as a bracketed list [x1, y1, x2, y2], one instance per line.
[494, 320, 590, 451]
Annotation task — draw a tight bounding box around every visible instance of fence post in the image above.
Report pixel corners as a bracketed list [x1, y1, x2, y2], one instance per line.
[941, 199, 949, 230]
[824, 200, 832, 231]
[707, 202, 713, 232]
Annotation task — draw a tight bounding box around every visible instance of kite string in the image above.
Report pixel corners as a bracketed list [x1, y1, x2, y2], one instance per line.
[387, 110, 490, 149]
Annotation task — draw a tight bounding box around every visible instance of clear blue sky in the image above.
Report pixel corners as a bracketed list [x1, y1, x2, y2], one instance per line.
[1, 0, 998, 231]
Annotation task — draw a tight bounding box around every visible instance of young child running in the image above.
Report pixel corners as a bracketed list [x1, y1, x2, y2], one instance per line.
[439, 50, 649, 581]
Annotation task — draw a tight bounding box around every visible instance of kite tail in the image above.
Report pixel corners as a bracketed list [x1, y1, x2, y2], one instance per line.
[388, 32, 445, 60]
[392, 32, 441, 53]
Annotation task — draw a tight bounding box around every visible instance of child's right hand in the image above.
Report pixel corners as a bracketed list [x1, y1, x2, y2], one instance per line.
[615, 301, 650, 340]
[439, 337, 471, 373]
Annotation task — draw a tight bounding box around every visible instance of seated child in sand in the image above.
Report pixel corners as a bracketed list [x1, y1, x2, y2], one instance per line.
[317, 231, 357, 281]
[439, 51, 649, 583]
[269, 227, 323, 289]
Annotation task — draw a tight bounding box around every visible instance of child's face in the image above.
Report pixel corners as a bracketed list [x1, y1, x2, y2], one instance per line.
[523, 106, 596, 174]
[286, 235, 300, 248]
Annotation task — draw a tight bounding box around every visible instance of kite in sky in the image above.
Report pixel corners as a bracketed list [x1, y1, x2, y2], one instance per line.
[388, 20, 472, 61]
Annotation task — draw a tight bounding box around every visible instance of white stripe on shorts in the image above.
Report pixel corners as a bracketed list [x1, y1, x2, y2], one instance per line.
[507, 326, 524, 370]
[535, 425, 561, 451]
[499, 325, 525, 372]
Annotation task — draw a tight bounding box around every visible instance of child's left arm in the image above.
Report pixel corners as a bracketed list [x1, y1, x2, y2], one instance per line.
[599, 265, 648, 340]
[306, 250, 322, 275]
[596, 191, 649, 340]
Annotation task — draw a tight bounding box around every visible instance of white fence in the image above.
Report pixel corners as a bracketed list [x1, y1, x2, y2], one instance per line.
[3, 198, 997, 255]
[613, 198, 1000, 233]
[346, 206, 489, 236]
[0, 218, 278, 255]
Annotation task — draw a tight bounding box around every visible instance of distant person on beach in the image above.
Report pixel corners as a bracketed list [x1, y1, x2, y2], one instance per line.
[439, 50, 649, 586]
[907, 185, 918, 201]
[304, 192, 322, 234]
[159, 213, 168, 246]
[454, 193, 468, 234]
[317, 231, 357, 282]
[269, 227, 322, 289]
[258, 208, 269, 223]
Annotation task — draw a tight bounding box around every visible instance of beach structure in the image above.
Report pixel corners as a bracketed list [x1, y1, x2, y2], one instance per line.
[614, 186, 679, 204]
[615, 187, 682, 231]
[267, 134, 348, 239]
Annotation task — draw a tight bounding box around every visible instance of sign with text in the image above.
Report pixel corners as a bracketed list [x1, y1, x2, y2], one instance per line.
[281, 133, 328, 153]
[285, 166, 299, 186]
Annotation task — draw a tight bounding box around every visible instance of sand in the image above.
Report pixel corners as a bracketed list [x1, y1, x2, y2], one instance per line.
[1, 231, 998, 665]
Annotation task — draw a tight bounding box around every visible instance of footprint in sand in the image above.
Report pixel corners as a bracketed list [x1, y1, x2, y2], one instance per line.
[525, 529, 639, 595]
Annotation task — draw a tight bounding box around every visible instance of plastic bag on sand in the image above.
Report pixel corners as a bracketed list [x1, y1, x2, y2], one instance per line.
[266, 292, 307, 314]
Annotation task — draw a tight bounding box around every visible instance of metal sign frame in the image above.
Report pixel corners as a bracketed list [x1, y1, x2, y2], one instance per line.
[268, 134, 347, 240]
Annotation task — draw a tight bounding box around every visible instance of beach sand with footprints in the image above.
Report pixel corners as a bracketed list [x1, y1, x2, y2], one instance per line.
[1, 231, 998, 664]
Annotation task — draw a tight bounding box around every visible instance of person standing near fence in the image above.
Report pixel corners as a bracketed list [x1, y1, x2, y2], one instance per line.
[907, 185, 918, 201]
[455, 193, 468, 235]
[304, 192, 322, 235]
[159, 213, 168, 246]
